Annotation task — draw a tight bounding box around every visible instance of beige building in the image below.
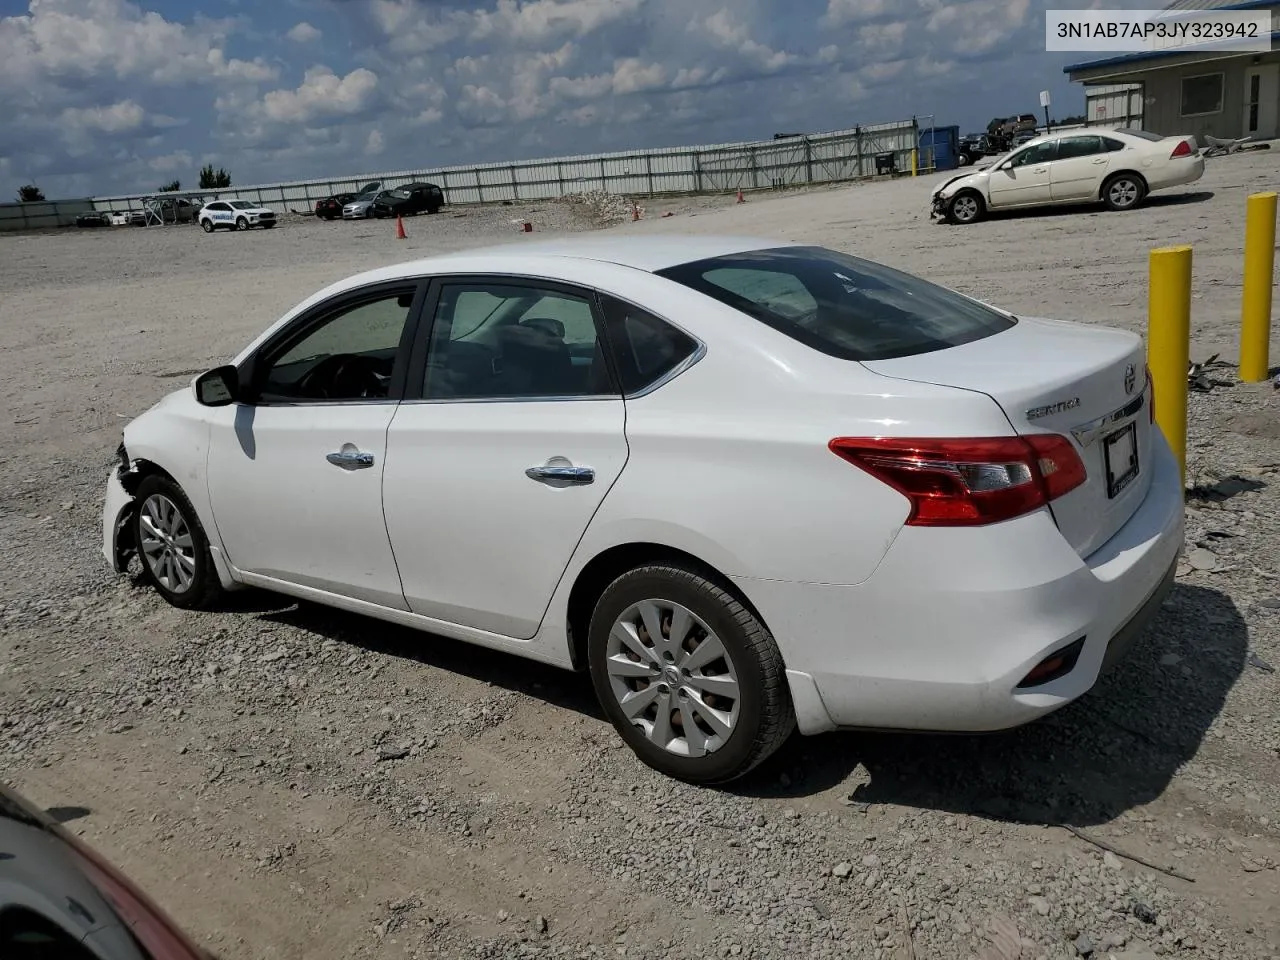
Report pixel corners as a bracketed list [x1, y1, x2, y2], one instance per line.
[1065, 0, 1279, 141]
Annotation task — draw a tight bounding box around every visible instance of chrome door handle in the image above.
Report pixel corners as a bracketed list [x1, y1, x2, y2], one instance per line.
[525, 465, 595, 485]
[327, 450, 375, 470]
[1092, 158, 1107, 164]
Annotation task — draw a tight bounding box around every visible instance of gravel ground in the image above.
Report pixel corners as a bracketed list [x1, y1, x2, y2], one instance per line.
[1, 152, 1278, 960]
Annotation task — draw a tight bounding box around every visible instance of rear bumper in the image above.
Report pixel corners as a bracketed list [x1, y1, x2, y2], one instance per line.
[736, 431, 1185, 735]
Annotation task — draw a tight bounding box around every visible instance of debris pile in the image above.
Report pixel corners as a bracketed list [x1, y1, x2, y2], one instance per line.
[557, 190, 641, 227]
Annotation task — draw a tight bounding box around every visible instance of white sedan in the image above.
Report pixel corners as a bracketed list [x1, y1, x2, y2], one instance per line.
[101, 236, 1184, 784]
[197, 199, 278, 232]
[931, 128, 1205, 224]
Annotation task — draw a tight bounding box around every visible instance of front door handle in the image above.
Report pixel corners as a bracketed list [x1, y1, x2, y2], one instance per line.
[327, 447, 375, 470]
[526, 464, 595, 485]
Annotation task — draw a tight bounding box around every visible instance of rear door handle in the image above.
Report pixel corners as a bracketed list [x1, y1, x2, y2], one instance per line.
[526, 465, 595, 485]
[327, 448, 375, 470]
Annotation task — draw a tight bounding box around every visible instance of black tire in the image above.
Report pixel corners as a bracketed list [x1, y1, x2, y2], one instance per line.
[364, 208, 375, 219]
[236, 216, 249, 231]
[131, 474, 224, 611]
[200, 218, 214, 233]
[587, 564, 795, 785]
[957, 152, 971, 167]
[262, 221, 275, 229]
[1102, 172, 1146, 211]
[946, 190, 985, 225]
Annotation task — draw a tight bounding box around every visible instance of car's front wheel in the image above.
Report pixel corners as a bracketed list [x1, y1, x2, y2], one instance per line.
[131, 475, 224, 610]
[1102, 173, 1145, 211]
[200, 219, 214, 233]
[587, 564, 795, 785]
[946, 190, 985, 224]
[957, 152, 971, 166]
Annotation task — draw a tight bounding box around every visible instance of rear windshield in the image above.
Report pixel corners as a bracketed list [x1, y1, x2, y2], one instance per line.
[1123, 129, 1163, 141]
[655, 245, 1015, 361]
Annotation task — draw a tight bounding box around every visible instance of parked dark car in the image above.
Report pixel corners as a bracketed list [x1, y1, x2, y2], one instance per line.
[0, 782, 214, 959]
[315, 193, 356, 220]
[957, 134, 991, 166]
[371, 182, 444, 218]
[75, 212, 112, 227]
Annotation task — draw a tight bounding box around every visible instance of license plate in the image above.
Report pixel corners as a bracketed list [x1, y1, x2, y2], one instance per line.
[1103, 422, 1139, 498]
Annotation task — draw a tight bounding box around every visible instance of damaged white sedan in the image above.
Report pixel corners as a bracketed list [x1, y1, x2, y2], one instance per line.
[931, 128, 1205, 225]
[102, 236, 1183, 785]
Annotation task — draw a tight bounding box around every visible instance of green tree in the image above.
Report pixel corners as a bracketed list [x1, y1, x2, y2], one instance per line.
[16, 184, 45, 202]
[198, 164, 232, 189]
[158, 179, 181, 192]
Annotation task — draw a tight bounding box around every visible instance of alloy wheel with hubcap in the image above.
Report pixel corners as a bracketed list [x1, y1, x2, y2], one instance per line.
[138, 494, 196, 594]
[236, 217, 249, 230]
[201, 219, 214, 233]
[1105, 175, 1142, 211]
[587, 564, 795, 784]
[948, 192, 983, 224]
[605, 598, 741, 758]
[129, 474, 224, 610]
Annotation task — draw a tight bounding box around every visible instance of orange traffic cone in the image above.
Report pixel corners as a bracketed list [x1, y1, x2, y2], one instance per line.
[395, 215, 407, 239]
[631, 201, 640, 222]
[736, 188, 745, 204]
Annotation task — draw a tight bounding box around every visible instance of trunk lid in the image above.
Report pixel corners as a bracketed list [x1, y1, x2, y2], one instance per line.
[863, 315, 1153, 559]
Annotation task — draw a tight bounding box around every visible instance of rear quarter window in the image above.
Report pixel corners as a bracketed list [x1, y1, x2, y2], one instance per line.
[656, 246, 1015, 361]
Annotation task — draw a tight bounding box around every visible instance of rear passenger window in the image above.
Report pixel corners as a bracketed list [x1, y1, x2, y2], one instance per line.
[599, 295, 700, 395]
[1101, 136, 1126, 152]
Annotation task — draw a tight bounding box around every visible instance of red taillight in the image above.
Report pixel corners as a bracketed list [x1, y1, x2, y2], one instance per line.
[1170, 139, 1193, 158]
[829, 435, 1086, 527]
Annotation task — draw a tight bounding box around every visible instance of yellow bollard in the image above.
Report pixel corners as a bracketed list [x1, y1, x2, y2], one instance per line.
[911, 148, 918, 177]
[1148, 245, 1192, 490]
[1239, 191, 1277, 382]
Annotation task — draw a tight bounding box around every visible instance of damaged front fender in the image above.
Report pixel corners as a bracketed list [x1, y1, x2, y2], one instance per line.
[101, 466, 139, 573]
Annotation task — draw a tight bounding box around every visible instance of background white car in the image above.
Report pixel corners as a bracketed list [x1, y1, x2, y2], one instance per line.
[932, 128, 1205, 224]
[198, 199, 278, 232]
[101, 236, 1183, 784]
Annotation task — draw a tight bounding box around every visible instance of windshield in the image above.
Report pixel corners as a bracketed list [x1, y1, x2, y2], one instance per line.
[229, 200, 255, 210]
[655, 245, 1015, 362]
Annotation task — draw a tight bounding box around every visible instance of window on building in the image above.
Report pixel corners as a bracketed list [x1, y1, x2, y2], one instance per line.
[1180, 73, 1223, 116]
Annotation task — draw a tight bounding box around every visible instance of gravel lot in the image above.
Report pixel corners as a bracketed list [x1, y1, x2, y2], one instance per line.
[2, 152, 1278, 960]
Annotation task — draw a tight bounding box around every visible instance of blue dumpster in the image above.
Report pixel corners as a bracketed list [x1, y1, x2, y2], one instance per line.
[918, 125, 960, 171]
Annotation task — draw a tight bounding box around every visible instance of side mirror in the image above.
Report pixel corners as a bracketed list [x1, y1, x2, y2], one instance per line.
[194, 365, 240, 406]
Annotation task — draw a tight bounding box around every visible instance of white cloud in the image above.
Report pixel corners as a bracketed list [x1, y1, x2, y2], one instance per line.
[149, 149, 192, 172]
[286, 22, 322, 44]
[365, 129, 384, 155]
[61, 99, 146, 134]
[259, 66, 380, 124]
[469, 0, 644, 43]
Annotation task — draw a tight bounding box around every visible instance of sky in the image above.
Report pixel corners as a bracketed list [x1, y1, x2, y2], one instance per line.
[0, 0, 1148, 199]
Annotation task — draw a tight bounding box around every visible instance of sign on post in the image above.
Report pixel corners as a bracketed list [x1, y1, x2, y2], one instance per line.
[1039, 90, 1052, 107]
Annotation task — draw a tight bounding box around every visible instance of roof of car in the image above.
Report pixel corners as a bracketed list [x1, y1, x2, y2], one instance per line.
[298, 235, 799, 306]
[430, 234, 798, 272]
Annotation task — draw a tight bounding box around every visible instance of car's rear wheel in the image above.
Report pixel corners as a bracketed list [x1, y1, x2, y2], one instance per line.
[1102, 173, 1145, 211]
[236, 216, 249, 231]
[587, 564, 795, 785]
[200, 219, 214, 233]
[957, 152, 971, 166]
[131, 475, 224, 611]
[947, 190, 984, 224]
